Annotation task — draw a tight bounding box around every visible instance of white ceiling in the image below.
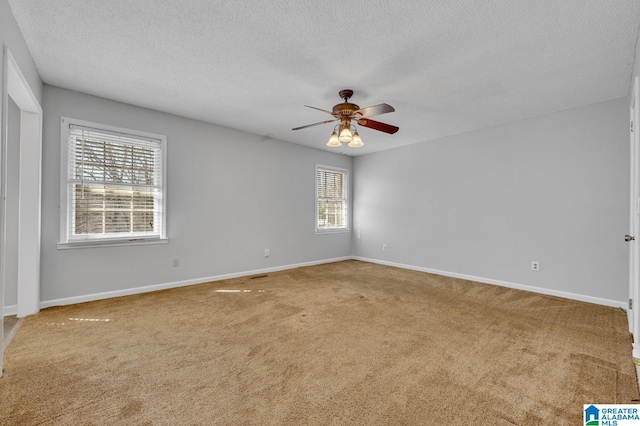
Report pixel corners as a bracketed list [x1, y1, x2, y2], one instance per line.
[8, 0, 640, 155]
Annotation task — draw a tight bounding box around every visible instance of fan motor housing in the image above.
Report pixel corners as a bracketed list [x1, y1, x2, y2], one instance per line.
[332, 102, 360, 117]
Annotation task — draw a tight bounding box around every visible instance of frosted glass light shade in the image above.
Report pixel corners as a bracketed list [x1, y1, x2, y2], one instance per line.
[348, 131, 364, 148]
[338, 126, 352, 142]
[326, 131, 341, 147]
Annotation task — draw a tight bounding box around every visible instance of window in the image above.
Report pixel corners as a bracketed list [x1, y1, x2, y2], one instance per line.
[316, 165, 349, 232]
[59, 117, 167, 248]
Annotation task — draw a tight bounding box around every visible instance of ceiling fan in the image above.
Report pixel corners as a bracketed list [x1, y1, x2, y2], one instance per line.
[292, 89, 399, 148]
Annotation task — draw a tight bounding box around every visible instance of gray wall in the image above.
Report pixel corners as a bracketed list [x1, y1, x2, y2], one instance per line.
[41, 86, 352, 302]
[4, 96, 20, 309]
[353, 98, 630, 303]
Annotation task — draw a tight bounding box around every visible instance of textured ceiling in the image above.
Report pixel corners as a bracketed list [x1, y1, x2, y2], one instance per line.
[8, 0, 640, 155]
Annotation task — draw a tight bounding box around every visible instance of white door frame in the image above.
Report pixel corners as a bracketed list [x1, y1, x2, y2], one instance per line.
[1, 47, 43, 376]
[629, 77, 638, 334]
[630, 76, 640, 363]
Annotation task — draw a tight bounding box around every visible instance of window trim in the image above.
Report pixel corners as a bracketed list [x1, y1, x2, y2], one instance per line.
[315, 164, 350, 234]
[58, 117, 168, 249]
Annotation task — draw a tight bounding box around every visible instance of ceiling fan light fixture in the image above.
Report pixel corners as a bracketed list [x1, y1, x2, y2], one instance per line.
[348, 131, 364, 148]
[326, 131, 341, 147]
[292, 89, 398, 149]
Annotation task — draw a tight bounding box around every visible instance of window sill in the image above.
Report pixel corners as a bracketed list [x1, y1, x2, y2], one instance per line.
[57, 238, 168, 250]
[315, 228, 350, 235]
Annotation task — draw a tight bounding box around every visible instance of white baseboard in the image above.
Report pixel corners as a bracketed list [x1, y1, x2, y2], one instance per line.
[39, 256, 352, 310]
[34, 255, 628, 311]
[3, 305, 17, 316]
[353, 256, 627, 309]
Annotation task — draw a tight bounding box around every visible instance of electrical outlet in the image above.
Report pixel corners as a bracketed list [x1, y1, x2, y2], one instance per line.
[264, 249, 270, 258]
[172, 258, 180, 267]
[383, 244, 388, 252]
[531, 261, 540, 271]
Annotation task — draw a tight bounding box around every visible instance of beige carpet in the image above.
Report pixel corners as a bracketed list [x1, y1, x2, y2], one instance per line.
[0, 260, 637, 425]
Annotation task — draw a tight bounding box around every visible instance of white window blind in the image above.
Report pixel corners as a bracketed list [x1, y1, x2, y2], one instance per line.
[316, 166, 348, 231]
[60, 118, 167, 246]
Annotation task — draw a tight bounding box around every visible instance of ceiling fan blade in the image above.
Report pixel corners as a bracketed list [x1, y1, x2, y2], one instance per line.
[353, 103, 395, 118]
[292, 119, 337, 131]
[357, 118, 399, 134]
[304, 105, 336, 115]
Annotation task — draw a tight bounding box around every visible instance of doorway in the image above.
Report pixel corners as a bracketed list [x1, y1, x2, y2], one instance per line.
[1, 48, 43, 376]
